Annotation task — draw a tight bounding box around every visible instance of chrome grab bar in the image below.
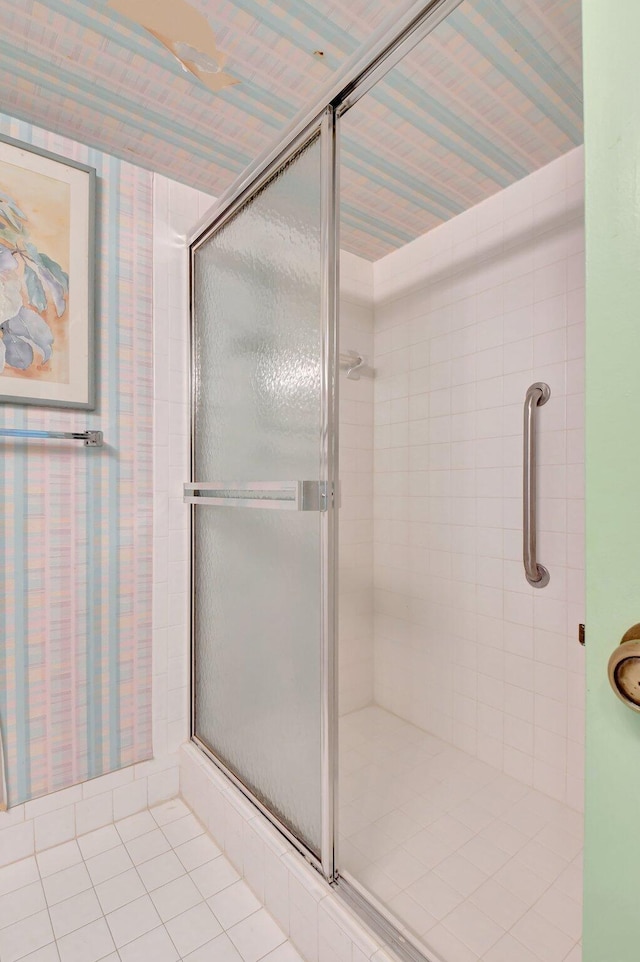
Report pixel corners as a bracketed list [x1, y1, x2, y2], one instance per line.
[184, 480, 328, 511]
[523, 382, 550, 588]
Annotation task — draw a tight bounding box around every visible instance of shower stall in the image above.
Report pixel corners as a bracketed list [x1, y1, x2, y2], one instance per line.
[187, 2, 584, 960]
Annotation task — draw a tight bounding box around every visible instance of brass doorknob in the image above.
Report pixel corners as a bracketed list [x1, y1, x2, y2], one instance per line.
[608, 624, 640, 711]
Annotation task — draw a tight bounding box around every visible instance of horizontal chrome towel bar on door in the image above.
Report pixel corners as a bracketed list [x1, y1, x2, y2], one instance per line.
[184, 481, 329, 511]
[523, 382, 550, 588]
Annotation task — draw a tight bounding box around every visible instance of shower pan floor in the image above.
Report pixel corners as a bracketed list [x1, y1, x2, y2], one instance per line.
[339, 706, 582, 962]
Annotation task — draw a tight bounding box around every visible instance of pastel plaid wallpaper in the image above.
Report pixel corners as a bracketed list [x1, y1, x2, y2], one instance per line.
[0, 0, 582, 259]
[0, 114, 153, 805]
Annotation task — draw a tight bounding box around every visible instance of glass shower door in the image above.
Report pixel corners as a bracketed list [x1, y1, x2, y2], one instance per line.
[188, 115, 337, 872]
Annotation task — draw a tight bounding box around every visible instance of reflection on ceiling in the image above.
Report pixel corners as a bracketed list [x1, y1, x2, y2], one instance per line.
[0, 0, 581, 260]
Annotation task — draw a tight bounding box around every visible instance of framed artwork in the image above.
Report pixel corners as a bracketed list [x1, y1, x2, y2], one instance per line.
[0, 134, 96, 409]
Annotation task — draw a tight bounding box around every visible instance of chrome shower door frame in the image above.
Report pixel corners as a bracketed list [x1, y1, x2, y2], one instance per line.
[188, 107, 339, 881]
[188, 0, 468, 939]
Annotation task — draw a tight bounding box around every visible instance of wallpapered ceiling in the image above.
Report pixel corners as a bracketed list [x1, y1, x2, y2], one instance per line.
[0, 0, 582, 259]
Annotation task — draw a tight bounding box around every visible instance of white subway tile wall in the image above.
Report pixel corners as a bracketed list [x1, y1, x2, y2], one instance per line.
[153, 177, 215, 760]
[338, 253, 375, 715]
[370, 147, 585, 810]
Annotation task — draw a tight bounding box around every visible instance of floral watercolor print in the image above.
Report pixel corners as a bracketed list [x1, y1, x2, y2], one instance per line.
[0, 159, 70, 384]
[0, 137, 93, 409]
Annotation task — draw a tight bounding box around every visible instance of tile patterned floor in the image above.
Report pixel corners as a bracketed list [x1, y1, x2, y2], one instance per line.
[0, 719, 583, 962]
[0, 799, 301, 962]
[339, 707, 583, 962]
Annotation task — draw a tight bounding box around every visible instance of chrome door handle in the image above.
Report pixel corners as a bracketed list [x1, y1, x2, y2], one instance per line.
[184, 481, 329, 511]
[523, 382, 550, 588]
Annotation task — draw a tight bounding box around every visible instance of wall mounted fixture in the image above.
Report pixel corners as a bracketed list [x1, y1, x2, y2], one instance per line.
[339, 350, 372, 380]
[523, 382, 550, 588]
[0, 428, 103, 446]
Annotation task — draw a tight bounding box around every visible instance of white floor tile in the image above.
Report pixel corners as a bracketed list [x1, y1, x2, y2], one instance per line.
[190, 858, 240, 899]
[56, 918, 116, 962]
[554, 862, 583, 903]
[0, 910, 54, 962]
[227, 908, 286, 962]
[115, 811, 157, 843]
[2, 770, 581, 962]
[165, 902, 223, 957]
[260, 944, 305, 962]
[105, 894, 161, 948]
[517, 840, 570, 883]
[0, 800, 297, 962]
[136, 850, 186, 892]
[405, 829, 455, 870]
[441, 901, 503, 957]
[150, 874, 203, 922]
[348, 825, 397, 862]
[406, 873, 464, 921]
[49, 889, 103, 939]
[125, 829, 171, 865]
[0, 856, 40, 897]
[433, 853, 488, 898]
[469, 878, 528, 930]
[373, 810, 421, 845]
[182, 932, 244, 962]
[427, 815, 475, 852]
[208, 880, 262, 930]
[373, 849, 425, 888]
[0, 879, 46, 929]
[117, 925, 179, 962]
[534, 888, 582, 941]
[482, 932, 541, 962]
[151, 799, 190, 827]
[37, 843, 82, 880]
[563, 944, 582, 962]
[535, 824, 583, 863]
[19, 945, 61, 962]
[492, 857, 550, 905]
[43, 864, 93, 907]
[356, 865, 401, 903]
[162, 814, 205, 848]
[174, 833, 221, 871]
[510, 909, 574, 962]
[77, 827, 121, 861]
[387, 892, 437, 937]
[94, 869, 146, 915]
[423, 923, 479, 962]
[477, 819, 528, 857]
[457, 836, 511, 876]
[340, 706, 584, 962]
[85, 847, 134, 886]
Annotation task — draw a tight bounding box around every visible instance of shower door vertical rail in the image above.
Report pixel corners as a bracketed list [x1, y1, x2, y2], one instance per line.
[188, 108, 338, 880]
[319, 108, 339, 878]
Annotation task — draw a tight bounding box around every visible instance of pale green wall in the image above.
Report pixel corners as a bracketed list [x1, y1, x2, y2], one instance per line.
[583, 2, 640, 959]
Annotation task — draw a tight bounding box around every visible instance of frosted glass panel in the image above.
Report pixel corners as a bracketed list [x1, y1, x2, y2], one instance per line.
[192, 136, 323, 854]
